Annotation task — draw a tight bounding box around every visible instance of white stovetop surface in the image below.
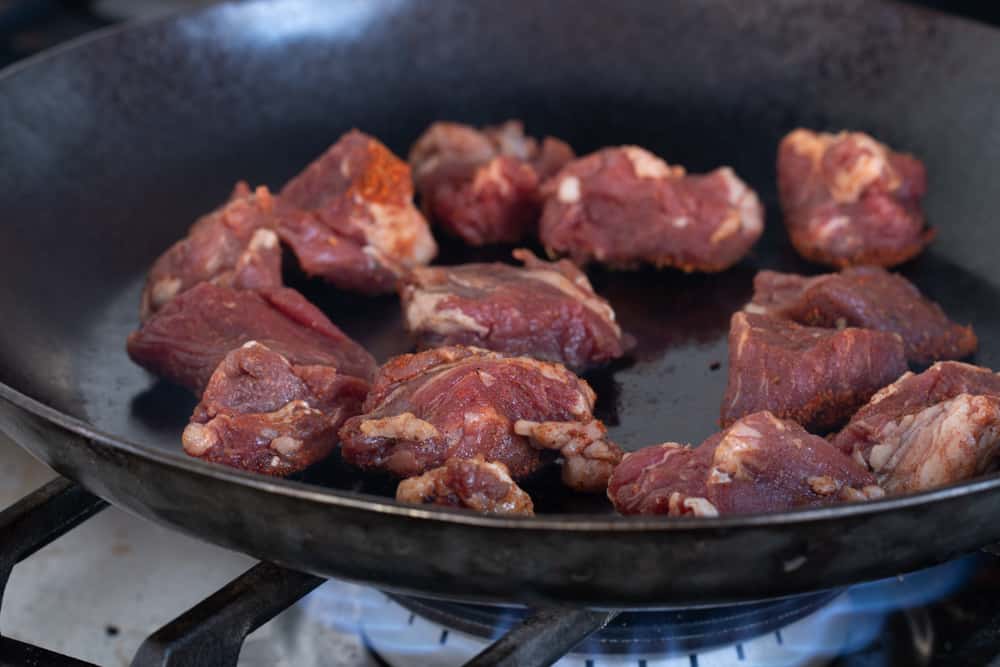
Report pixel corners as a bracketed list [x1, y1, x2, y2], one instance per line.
[0, 434, 376, 667]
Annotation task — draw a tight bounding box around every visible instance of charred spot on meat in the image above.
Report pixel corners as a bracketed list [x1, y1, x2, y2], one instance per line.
[777, 129, 932, 268]
[409, 120, 574, 246]
[746, 267, 976, 365]
[721, 312, 907, 433]
[399, 248, 627, 370]
[183, 341, 369, 475]
[396, 457, 535, 515]
[607, 411, 882, 516]
[127, 283, 375, 394]
[338, 346, 622, 491]
[278, 129, 437, 293]
[140, 183, 284, 320]
[538, 146, 764, 272]
[833, 362, 1000, 493]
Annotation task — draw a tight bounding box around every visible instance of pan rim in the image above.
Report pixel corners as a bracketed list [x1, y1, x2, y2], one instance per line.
[0, 0, 208, 82]
[2, 0, 999, 534]
[5, 378, 1000, 531]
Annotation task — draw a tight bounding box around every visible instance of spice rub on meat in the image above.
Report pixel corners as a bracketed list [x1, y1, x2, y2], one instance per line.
[127, 283, 375, 394]
[608, 411, 882, 517]
[777, 129, 931, 268]
[538, 146, 764, 272]
[400, 249, 627, 370]
[142, 129, 437, 309]
[747, 267, 976, 365]
[832, 362, 1000, 493]
[279, 129, 437, 293]
[140, 183, 284, 321]
[721, 312, 907, 433]
[183, 341, 369, 475]
[338, 346, 622, 492]
[396, 457, 535, 516]
[409, 120, 574, 245]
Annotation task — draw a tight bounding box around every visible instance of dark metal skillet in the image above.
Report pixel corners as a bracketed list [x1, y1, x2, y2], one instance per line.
[2, 0, 1000, 608]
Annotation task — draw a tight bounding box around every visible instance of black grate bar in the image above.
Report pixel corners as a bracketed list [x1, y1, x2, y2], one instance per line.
[462, 608, 619, 667]
[0, 478, 107, 612]
[131, 561, 324, 667]
[0, 635, 98, 667]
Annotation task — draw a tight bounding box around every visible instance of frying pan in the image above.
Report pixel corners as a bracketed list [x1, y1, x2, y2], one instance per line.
[2, 0, 1000, 609]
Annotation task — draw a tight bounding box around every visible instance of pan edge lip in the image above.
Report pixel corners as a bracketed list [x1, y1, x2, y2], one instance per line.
[0, 0, 231, 83]
[1, 0, 997, 88]
[3, 379, 1000, 532]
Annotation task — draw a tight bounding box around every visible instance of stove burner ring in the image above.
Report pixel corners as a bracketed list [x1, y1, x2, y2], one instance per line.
[391, 591, 840, 656]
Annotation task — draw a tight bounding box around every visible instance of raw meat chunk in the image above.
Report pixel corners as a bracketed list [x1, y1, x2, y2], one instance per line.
[747, 267, 976, 364]
[538, 146, 763, 272]
[127, 283, 375, 394]
[514, 418, 622, 492]
[833, 362, 1000, 492]
[140, 183, 283, 320]
[721, 312, 907, 432]
[833, 362, 1000, 454]
[400, 249, 627, 370]
[850, 394, 1000, 494]
[777, 129, 932, 267]
[409, 120, 574, 245]
[279, 129, 437, 293]
[183, 341, 369, 475]
[395, 457, 535, 515]
[607, 440, 715, 516]
[608, 411, 882, 516]
[338, 346, 622, 490]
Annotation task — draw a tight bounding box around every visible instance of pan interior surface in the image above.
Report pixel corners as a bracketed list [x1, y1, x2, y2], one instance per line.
[2, 0, 1000, 604]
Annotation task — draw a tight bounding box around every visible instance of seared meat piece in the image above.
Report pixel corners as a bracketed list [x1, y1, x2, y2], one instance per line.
[278, 129, 437, 293]
[538, 146, 764, 272]
[395, 457, 535, 515]
[338, 346, 622, 490]
[721, 312, 907, 432]
[183, 342, 369, 475]
[747, 267, 977, 364]
[409, 120, 574, 245]
[127, 283, 375, 394]
[608, 411, 882, 516]
[140, 183, 284, 320]
[833, 362, 1000, 492]
[777, 129, 932, 268]
[400, 249, 627, 370]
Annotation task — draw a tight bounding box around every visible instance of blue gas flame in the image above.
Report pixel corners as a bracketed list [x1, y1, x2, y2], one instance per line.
[296, 555, 980, 665]
[773, 554, 978, 663]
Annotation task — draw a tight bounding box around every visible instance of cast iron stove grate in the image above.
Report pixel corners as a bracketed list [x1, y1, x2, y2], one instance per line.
[0, 477, 994, 667]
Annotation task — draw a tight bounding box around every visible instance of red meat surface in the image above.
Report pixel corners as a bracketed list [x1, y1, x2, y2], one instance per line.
[777, 129, 931, 268]
[539, 146, 763, 272]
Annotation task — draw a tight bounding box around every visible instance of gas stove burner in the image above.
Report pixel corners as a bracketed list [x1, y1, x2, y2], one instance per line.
[356, 561, 971, 667]
[362, 593, 856, 667]
[390, 592, 838, 657]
